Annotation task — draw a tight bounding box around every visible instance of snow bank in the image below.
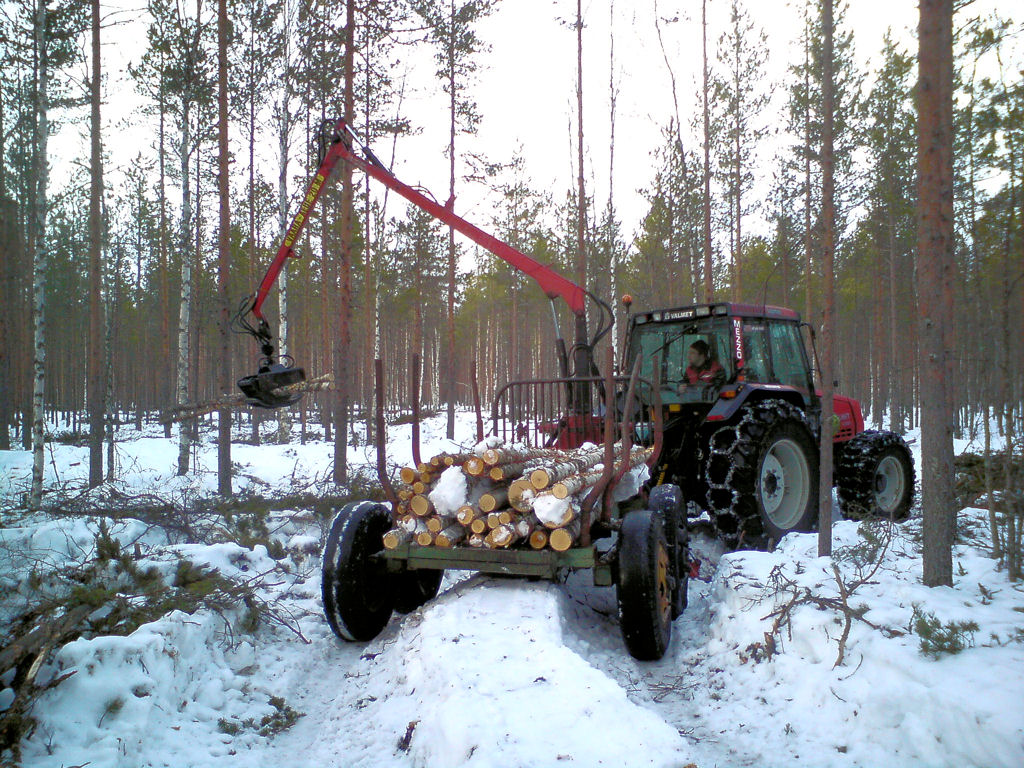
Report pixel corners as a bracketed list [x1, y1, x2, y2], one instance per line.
[21, 610, 276, 768]
[693, 514, 1024, 768]
[313, 578, 688, 768]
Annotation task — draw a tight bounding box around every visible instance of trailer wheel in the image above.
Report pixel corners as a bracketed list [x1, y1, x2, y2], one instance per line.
[705, 399, 819, 548]
[836, 430, 915, 521]
[617, 510, 673, 661]
[647, 484, 689, 618]
[321, 502, 394, 642]
[393, 568, 443, 614]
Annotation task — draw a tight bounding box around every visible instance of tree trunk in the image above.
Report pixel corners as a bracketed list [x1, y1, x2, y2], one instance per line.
[573, 0, 588, 395]
[702, 0, 713, 303]
[444, 1, 457, 440]
[216, 0, 232, 496]
[917, 0, 955, 587]
[176, 100, 193, 477]
[88, 0, 105, 488]
[332, 0, 356, 484]
[818, 0, 835, 558]
[29, 0, 49, 509]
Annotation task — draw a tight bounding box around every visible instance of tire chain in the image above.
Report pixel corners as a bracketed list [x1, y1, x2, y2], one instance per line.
[704, 399, 812, 547]
[834, 430, 915, 520]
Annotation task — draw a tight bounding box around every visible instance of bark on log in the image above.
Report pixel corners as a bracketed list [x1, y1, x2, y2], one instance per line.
[482, 445, 560, 466]
[528, 447, 608, 490]
[435, 523, 466, 547]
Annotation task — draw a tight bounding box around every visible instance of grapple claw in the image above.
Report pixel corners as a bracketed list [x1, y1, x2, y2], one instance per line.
[238, 363, 306, 409]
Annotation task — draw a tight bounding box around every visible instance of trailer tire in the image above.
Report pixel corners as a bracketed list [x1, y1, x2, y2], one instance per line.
[647, 484, 689, 617]
[321, 502, 394, 642]
[618, 510, 673, 661]
[705, 399, 819, 548]
[393, 568, 443, 614]
[836, 430, 915, 521]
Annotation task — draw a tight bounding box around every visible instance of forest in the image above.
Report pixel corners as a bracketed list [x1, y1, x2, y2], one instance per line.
[0, 0, 1021, 488]
[2, 2, 1024, 764]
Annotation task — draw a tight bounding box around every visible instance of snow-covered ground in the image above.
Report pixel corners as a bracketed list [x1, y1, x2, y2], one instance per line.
[1, 413, 1022, 768]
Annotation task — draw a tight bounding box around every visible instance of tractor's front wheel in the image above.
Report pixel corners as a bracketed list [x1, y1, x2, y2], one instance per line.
[705, 399, 819, 548]
[836, 430, 915, 521]
[321, 502, 395, 642]
[617, 510, 674, 661]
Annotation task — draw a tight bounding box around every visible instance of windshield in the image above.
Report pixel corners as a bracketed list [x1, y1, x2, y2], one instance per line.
[627, 317, 733, 386]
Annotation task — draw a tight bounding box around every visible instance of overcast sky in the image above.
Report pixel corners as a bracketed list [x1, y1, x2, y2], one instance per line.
[59, 0, 1011, 260]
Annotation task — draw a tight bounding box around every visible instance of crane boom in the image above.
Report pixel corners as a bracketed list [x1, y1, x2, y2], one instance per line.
[238, 118, 609, 408]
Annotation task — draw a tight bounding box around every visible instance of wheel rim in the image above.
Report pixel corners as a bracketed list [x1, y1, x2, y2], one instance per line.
[759, 437, 811, 530]
[656, 542, 672, 627]
[874, 455, 905, 513]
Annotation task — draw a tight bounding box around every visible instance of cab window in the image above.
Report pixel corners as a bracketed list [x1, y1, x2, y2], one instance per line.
[769, 321, 811, 389]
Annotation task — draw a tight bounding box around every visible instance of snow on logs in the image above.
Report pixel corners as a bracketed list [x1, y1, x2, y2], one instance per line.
[383, 442, 652, 552]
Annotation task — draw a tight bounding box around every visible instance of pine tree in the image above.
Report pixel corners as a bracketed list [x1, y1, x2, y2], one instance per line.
[917, 0, 956, 588]
[713, 0, 771, 301]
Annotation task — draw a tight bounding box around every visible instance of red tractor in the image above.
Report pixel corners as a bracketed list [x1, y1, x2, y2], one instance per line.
[236, 119, 915, 660]
[619, 302, 915, 548]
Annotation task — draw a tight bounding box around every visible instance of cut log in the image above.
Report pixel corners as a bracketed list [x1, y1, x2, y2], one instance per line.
[532, 494, 578, 529]
[508, 478, 537, 512]
[412, 480, 431, 495]
[415, 529, 435, 546]
[435, 524, 466, 548]
[550, 447, 651, 498]
[383, 527, 412, 550]
[528, 447, 607, 490]
[462, 456, 487, 477]
[400, 467, 418, 485]
[486, 510, 514, 529]
[456, 505, 478, 527]
[528, 529, 549, 550]
[482, 445, 559, 466]
[478, 487, 509, 513]
[549, 519, 582, 552]
[409, 495, 435, 517]
[469, 517, 489, 535]
[426, 515, 454, 534]
[468, 533, 486, 548]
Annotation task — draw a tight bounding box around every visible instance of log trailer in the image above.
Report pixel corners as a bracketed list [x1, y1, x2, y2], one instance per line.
[235, 119, 916, 661]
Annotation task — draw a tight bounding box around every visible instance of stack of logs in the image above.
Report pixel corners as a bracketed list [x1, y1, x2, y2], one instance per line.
[382, 441, 651, 553]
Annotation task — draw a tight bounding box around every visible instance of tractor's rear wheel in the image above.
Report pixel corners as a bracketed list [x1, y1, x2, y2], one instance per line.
[617, 510, 673, 661]
[321, 502, 394, 642]
[836, 430, 915, 521]
[705, 399, 819, 548]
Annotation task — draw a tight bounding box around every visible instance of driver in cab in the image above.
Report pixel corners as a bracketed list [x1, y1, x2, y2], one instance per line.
[684, 340, 724, 385]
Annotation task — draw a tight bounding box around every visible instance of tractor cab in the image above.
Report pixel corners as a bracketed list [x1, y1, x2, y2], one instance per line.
[623, 302, 818, 427]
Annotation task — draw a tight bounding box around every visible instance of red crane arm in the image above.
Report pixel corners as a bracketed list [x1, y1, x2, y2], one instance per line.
[250, 119, 588, 321]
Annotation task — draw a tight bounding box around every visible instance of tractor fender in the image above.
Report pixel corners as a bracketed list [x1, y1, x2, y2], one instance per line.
[703, 384, 807, 427]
